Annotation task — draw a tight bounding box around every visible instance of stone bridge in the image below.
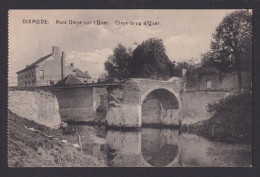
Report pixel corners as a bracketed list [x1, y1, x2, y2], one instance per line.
[106, 78, 184, 128]
[10, 75, 227, 127]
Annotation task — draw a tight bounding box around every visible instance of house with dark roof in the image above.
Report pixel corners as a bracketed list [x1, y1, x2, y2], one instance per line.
[71, 68, 91, 83]
[54, 74, 84, 86]
[16, 46, 90, 87]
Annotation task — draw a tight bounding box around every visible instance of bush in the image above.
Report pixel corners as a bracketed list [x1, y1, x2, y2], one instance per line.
[96, 105, 107, 119]
[192, 93, 252, 144]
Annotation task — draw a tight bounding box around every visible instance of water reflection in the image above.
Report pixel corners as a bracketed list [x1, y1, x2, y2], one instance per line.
[141, 128, 180, 167]
[63, 125, 252, 167]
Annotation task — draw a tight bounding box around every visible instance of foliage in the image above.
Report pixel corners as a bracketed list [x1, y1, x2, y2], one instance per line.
[208, 10, 252, 92]
[96, 105, 107, 118]
[104, 44, 132, 80]
[210, 10, 252, 72]
[200, 51, 216, 68]
[129, 38, 175, 80]
[192, 93, 252, 144]
[105, 38, 175, 80]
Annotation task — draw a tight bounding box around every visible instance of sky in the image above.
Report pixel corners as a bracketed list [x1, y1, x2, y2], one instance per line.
[8, 9, 236, 85]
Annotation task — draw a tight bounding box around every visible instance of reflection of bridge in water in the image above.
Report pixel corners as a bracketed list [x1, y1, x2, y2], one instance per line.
[141, 128, 180, 167]
[68, 125, 251, 167]
[105, 128, 181, 167]
[70, 125, 182, 167]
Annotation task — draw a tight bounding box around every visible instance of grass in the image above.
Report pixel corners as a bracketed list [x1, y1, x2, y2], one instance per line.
[8, 110, 106, 167]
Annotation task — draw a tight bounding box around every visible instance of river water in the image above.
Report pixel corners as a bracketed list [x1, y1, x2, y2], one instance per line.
[62, 124, 252, 167]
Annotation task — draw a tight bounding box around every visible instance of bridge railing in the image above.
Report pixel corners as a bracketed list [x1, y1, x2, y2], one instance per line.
[8, 82, 124, 91]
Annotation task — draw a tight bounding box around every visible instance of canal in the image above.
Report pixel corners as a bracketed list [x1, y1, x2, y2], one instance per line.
[62, 124, 252, 167]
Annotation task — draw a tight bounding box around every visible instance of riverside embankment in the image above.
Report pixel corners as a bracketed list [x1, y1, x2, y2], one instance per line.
[182, 93, 252, 144]
[8, 88, 106, 167]
[8, 110, 106, 167]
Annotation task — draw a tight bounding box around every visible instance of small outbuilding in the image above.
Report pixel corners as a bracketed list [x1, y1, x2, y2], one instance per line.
[53, 85, 108, 122]
[195, 67, 251, 92]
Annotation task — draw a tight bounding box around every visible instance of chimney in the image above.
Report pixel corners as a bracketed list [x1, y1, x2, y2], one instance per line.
[61, 52, 65, 79]
[52, 46, 60, 55]
[182, 69, 187, 79]
[70, 63, 74, 67]
[182, 69, 187, 92]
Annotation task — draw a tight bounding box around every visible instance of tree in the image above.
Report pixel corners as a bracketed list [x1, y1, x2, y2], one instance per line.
[104, 44, 132, 80]
[105, 38, 175, 80]
[210, 10, 252, 93]
[129, 38, 174, 80]
[200, 51, 216, 69]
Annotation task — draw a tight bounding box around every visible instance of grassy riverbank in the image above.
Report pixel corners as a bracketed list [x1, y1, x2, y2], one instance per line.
[186, 93, 252, 144]
[8, 110, 106, 167]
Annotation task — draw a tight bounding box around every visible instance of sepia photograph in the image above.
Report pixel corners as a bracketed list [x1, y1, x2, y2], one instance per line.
[7, 9, 252, 167]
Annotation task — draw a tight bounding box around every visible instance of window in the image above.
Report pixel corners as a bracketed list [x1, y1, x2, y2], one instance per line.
[206, 80, 212, 89]
[40, 70, 44, 79]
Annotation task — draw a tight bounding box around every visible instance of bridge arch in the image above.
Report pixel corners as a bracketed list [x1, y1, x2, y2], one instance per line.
[140, 86, 182, 126]
[106, 78, 183, 128]
[140, 86, 181, 108]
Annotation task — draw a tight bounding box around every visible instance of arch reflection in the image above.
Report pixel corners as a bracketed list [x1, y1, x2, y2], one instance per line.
[141, 128, 180, 167]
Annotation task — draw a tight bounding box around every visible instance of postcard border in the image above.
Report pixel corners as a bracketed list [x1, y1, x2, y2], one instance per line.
[1, 0, 260, 177]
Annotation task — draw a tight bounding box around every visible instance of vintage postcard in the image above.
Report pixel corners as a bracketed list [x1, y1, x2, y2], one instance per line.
[8, 9, 252, 167]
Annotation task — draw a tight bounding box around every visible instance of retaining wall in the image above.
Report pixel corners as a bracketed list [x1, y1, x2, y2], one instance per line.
[181, 91, 227, 125]
[8, 90, 61, 128]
